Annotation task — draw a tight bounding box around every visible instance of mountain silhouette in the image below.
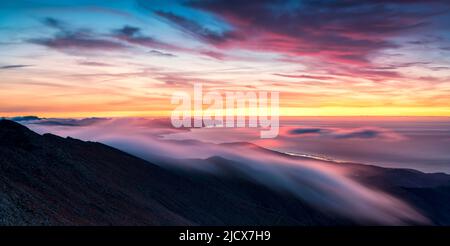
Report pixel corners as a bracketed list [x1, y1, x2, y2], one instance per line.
[0, 119, 352, 225]
[1, 119, 450, 225]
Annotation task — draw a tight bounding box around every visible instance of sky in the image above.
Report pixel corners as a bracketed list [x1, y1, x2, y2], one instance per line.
[1, 0, 450, 117]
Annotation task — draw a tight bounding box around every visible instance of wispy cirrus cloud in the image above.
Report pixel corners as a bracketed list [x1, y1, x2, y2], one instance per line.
[29, 17, 126, 52]
[29, 18, 182, 54]
[29, 17, 224, 61]
[112, 25, 178, 50]
[0, 64, 32, 69]
[77, 61, 112, 67]
[29, 34, 127, 51]
[154, 10, 241, 45]
[148, 49, 176, 57]
[182, 0, 450, 66]
[273, 73, 335, 80]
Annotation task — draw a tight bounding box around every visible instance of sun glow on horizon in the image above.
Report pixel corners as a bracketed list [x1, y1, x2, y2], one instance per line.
[3, 106, 450, 118]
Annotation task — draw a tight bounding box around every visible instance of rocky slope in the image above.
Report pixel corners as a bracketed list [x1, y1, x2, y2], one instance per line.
[1, 119, 450, 225]
[0, 119, 350, 225]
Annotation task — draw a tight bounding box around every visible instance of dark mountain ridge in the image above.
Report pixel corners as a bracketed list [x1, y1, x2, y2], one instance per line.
[1, 119, 450, 225]
[0, 119, 351, 225]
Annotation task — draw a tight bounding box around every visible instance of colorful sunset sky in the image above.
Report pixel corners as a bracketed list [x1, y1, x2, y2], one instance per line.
[1, 0, 450, 117]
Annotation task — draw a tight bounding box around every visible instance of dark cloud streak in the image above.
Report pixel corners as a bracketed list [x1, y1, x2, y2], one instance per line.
[155, 10, 240, 45]
[148, 50, 176, 57]
[112, 25, 173, 49]
[0, 64, 32, 69]
[29, 17, 127, 52]
[185, 0, 450, 65]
